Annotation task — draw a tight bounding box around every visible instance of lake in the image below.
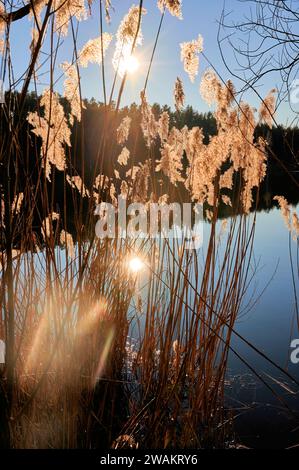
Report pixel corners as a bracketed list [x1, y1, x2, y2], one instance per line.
[130, 204, 299, 448]
[5, 202, 299, 448]
[225, 206, 299, 448]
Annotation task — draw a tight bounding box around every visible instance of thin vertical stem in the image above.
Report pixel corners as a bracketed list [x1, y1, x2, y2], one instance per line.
[143, 8, 165, 93]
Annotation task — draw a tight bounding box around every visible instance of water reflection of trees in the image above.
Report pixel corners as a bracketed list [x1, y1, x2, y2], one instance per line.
[1, 92, 299, 245]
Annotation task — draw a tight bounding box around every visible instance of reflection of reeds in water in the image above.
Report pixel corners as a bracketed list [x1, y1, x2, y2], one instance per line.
[0, 0, 298, 449]
[1, 219, 266, 448]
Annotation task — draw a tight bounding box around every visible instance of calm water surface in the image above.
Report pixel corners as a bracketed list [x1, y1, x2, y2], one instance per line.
[15, 205, 299, 448]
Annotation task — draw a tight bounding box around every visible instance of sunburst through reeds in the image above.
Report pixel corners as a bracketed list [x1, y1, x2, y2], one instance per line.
[0, 0, 297, 451]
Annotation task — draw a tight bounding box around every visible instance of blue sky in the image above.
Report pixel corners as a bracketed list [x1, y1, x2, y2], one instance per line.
[7, 0, 295, 124]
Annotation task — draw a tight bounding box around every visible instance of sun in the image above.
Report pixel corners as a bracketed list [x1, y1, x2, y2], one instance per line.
[124, 55, 140, 74]
[128, 256, 145, 273]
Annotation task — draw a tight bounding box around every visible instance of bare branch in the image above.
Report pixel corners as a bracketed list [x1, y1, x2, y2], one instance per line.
[0, 4, 32, 23]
